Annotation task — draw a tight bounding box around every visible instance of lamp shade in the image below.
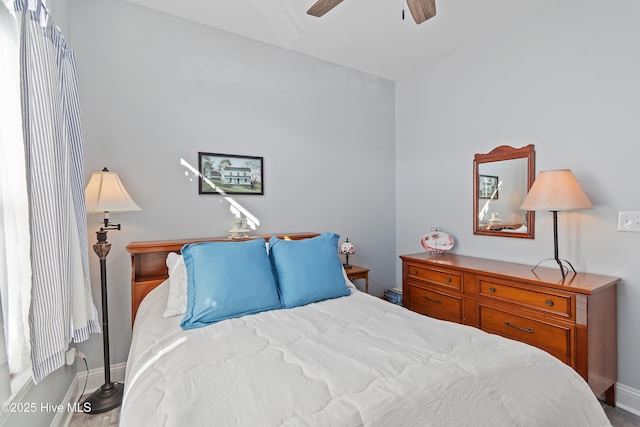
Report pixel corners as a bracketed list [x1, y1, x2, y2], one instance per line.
[339, 240, 355, 255]
[520, 169, 592, 212]
[85, 168, 141, 214]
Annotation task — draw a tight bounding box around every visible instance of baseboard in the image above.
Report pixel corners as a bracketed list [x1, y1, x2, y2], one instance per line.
[616, 382, 640, 417]
[52, 362, 126, 427]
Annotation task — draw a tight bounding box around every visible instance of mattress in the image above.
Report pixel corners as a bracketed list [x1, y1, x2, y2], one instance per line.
[120, 282, 610, 426]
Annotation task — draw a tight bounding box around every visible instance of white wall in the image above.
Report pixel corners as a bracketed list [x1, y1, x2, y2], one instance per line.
[397, 0, 640, 402]
[68, 0, 396, 370]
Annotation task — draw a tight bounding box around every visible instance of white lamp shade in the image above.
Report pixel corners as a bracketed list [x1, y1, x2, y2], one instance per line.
[85, 169, 141, 214]
[520, 169, 593, 212]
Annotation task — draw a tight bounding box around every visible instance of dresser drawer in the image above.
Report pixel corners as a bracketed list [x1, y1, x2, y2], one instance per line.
[406, 264, 461, 290]
[479, 306, 572, 363]
[478, 278, 572, 318]
[407, 285, 462, 323]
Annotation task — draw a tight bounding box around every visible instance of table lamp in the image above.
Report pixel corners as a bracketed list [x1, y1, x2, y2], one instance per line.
[339, 238, 356, 269]
[520, 169, 592, 279]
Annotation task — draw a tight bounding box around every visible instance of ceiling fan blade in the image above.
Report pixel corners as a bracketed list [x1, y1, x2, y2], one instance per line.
[307, 0, 344, 17]
[406, 0, 436, 24]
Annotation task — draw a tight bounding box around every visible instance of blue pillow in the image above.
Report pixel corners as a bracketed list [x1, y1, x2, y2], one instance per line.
[269, 233, 350, 309]
[180, 238, 281, 330]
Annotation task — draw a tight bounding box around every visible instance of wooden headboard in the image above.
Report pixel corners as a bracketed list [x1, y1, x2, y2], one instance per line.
[125, 233, 318, 326]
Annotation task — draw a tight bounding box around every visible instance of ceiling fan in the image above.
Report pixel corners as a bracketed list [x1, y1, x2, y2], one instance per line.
[307, 0, 436, 24]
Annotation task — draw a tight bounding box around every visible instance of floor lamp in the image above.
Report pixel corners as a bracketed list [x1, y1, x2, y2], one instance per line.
[83, 167, 141, 414]
[520, 169, 592, 279]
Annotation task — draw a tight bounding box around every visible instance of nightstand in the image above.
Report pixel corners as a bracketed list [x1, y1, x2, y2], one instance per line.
[345, 265, 369, 293]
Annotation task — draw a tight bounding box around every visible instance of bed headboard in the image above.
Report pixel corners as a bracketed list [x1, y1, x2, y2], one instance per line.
[125, 233, 318, 327]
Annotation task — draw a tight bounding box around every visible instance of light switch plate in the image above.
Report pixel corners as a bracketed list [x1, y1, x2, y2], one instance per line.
[618, 211, 640, 232]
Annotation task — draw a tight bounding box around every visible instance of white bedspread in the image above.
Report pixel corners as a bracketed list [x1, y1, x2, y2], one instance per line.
[121, 282, 610, 426]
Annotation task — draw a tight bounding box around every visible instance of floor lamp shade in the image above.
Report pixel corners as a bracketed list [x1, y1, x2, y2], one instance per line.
[85, 168, 142, 214]
[83, 167, 140, 414]
[520, 169, 592, 279]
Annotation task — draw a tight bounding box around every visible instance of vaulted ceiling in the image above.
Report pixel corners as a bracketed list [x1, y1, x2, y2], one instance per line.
[122, 0, 554, 81]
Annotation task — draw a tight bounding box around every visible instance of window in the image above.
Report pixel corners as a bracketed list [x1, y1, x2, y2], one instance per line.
[0, 0, 33, 400]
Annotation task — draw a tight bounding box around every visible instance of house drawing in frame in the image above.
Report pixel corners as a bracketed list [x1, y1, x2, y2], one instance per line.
[199, 152, 263, 195]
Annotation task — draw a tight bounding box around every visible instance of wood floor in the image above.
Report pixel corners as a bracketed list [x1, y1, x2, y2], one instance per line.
[68, 403, 640, 426]
[68, 407, 119, 427]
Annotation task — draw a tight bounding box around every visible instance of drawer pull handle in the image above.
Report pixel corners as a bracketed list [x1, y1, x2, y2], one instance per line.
[445, 277, 451, 283]
[545, 299, 554, 307]
[505, 321, 534, 334]
[423, 295, 441, 304]
[488, 287, 496, 293]
[413, 269, 418, 275]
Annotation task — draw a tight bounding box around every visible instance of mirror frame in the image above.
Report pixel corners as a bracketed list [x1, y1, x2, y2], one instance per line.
[473, 144, 535, 239]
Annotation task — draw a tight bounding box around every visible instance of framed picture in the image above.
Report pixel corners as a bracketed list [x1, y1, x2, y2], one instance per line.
[478, 175, 499, 199]
[198, 152, 263, 195]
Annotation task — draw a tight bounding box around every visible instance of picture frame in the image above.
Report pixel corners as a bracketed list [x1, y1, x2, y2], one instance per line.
[198, 152, 263, 195]
[478, 175, 499, 199]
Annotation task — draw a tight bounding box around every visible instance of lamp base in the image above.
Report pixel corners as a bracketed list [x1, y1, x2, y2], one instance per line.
[531, 257, 577, 279]
[81, 382, 124, 414]
[343, 263, 352, 269]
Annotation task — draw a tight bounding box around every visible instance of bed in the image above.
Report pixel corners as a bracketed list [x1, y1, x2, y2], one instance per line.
[122, 233, 611, 426]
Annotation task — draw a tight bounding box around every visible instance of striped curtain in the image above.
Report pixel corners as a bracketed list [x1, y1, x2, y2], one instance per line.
[16, 0, 100, 383]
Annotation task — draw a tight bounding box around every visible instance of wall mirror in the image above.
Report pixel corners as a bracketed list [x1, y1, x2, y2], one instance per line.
[473, 145, 535, 239]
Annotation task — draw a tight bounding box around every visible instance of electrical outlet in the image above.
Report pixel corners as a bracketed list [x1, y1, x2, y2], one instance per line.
[618, 211, 640, 232]
[65, 348, 76, 365]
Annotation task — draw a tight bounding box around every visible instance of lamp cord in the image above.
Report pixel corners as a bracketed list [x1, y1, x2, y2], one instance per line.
[76, 351, 89, 405]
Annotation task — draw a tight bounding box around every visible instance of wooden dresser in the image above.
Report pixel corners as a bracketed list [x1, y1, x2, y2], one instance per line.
[400, 252, 618, 404]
